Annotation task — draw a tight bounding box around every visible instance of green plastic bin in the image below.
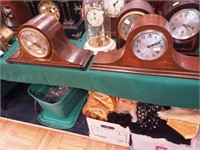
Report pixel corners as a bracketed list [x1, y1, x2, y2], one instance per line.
[28, 84, 87, 118]
[37, 94, 87, 129]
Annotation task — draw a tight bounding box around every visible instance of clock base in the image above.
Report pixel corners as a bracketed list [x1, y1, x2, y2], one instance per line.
[6, 48, 91, 70]
[84, 38, 116, 55]
[91, 48, 199, 80]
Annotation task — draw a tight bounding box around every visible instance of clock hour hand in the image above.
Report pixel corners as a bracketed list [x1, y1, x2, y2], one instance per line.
[33, 42, 42, 49]
[147, 40, 161, 48]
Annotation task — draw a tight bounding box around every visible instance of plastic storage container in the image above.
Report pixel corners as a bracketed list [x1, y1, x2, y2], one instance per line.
[28, 84, 87, 118]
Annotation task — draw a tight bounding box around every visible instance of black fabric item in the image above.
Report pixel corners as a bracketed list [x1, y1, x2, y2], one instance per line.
[107, 112, 132, 128]
[129, 119, 191, 145]
[136, 102, 170, 132]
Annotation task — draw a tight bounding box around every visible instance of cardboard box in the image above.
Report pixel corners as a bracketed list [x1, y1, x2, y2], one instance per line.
[86, 117, 131, 147]
[131, 130, 200, 150]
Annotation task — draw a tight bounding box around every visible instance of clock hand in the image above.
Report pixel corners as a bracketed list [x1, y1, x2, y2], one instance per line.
[113, 0, 119, 12]
[113, 0, 119, 7]
[147, 40, 161, 48]
[183, 24, 190, 32]
[33, 42, 42, 49]
[183, 24, 194, 30]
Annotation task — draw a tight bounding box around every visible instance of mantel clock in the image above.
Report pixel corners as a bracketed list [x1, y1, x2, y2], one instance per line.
[6, 14, 93, 70]
[91, 14, 199, 79]
[161, 0, 200, 54]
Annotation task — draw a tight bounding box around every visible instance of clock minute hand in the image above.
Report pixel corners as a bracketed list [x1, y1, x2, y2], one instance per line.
[147, 41, 161, 48]
[113, 0, 119, 12]
[183, 24, 194, 29]
[113, 0, 119, 7]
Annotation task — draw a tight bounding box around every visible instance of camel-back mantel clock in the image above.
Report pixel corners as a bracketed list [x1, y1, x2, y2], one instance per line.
[161, 0, 200, 54]
[6, 14, 93, 70]
[91, 14, 199, 79]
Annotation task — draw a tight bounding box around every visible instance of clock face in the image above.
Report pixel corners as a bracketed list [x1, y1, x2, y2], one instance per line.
[169, 9, 200, 40]
[18, 28, 51, 58]
[118, 11, 145, 40]
[38, 1, 60, 21]
[86, 8, 104, 27]
[104, 0, 125, 18]
[131, 30, 167, 61]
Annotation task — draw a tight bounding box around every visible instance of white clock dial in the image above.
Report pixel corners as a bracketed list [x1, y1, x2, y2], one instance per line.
[104, 0, 125, 18]
[86, 8, 104, 27]
[169, 9, 200, 40]
[132, 30, 167, 61]
[19, 28, 50, 58]
[118, 11, 145, 40]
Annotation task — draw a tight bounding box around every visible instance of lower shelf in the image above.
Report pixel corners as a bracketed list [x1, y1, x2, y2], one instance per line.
[0, 82, 89, 136]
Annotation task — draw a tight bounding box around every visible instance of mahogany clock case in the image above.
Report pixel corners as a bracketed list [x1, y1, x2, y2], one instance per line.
[91, 14, 199, 80]
[25, 0, 85, 39]
[0, 0, 32, 31]
[6, 14, 93, 70]
[161, 0, 200, 53]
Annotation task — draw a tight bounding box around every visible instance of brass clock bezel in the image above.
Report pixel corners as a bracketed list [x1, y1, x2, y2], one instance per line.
[169, 8, 200, 40]
[118, 11, 145, 40]
[38, 0, 61, 21]
[131, 29, 168, 61]
[86, 7, 104, 28]
[18, 27, 51, 58]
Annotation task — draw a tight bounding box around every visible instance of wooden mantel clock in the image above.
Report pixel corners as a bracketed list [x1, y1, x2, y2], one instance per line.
[161, 0, 200, 54]
[6, 14, 93, 70]
[91, 14, 199, 79]
[0, 0, 32, 31]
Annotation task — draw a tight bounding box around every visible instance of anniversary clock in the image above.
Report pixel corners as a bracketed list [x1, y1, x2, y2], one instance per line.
[6, 14, 93, 70]
[91, 14, 199, 79]
[104, 0, 125, 37]
[83, 0, 116, 54]
[116, 0, 154, 48]
[161, 0, 200, 54]
[0, 0, 32, 31]
[25, 0, 85, 39]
